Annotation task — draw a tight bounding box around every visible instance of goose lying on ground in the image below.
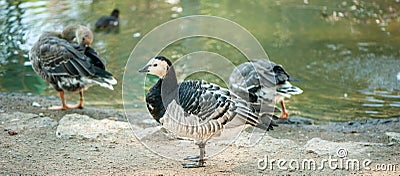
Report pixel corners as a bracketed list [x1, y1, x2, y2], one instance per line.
[229, 59, 303, 119]
[29, 24, 117, 110]
[139, 56, 277, 168]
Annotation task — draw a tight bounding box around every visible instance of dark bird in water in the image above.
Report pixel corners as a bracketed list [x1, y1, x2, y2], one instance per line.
[229, 59, 303, 119]
[139, 56, 277, 168]
[95, 9, 120, 30]
[29, 24, 117, 110]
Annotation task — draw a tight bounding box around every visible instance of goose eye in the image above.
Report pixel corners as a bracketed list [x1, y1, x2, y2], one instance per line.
[153, 64, 158, 67]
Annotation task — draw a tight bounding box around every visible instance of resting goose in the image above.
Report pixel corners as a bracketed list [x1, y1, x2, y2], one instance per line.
[29, 25, 117, 110]
[61, 24, 94, 47]
[139, 56, 277, 168]
[229, 59, 303, 119]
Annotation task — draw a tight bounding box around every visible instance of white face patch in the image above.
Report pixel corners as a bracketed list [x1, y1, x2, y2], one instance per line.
[145, 58, 170, 78]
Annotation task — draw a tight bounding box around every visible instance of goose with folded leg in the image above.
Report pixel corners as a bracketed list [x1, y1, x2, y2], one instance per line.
[139, 56, 277, 168]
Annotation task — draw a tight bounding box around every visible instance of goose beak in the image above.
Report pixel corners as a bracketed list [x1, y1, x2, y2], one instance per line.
[138, 65, 150, 73]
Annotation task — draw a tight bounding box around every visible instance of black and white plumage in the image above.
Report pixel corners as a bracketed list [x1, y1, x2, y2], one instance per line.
[95, 9, 120, 30]
[229, 59, 303, 119]
[29, 25, 117, 110]
[139, 56, 276, 168]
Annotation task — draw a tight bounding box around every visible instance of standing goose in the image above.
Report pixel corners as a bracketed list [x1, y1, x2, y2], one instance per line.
[29, 25, 117, 110]
[229, 59, 303, 119]
[139, 56, 277, 168]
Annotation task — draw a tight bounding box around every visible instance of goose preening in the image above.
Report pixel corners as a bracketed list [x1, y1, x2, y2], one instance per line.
[229, 59, 303, 119]
[29, 24, 117, 110]
[139, 56, 277, 168]
[95, 9, 120, 29]
[61, 24, 94, 47]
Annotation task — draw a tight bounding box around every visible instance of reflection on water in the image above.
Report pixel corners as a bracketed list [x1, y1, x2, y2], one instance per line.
[0, 0, 399, 122]
[0, 1, 45, 94]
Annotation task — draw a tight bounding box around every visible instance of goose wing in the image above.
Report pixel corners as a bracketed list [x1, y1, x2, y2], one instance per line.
[30, 33, 106, 78]
[176, 80, 276, 130]
[177, 80, 231, 121]
[83, 46, 106, 70]
[272, 63, 290, 85]
[229, 60, 276, 102]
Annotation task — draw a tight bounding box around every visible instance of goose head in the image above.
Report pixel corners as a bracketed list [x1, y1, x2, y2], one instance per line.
[62, 24, 94, 47]
[139, 56, 172, 78]
[111, 9, 120, 18]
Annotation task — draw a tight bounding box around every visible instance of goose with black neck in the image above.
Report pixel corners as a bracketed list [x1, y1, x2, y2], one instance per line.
[138, 56, 277, 168]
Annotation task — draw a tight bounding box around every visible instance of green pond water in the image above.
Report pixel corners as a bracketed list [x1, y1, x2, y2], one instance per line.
[0, 0, 399, 122]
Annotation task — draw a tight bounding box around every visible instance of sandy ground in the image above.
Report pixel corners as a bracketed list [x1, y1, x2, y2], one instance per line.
[0, 93, 399, 175]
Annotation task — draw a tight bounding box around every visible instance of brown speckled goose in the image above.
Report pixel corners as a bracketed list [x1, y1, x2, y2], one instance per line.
[61, 24, 94, 46]
[229, 59, 303, 119]
[139, 56, 277, 168]
[29, 24, 117, 110]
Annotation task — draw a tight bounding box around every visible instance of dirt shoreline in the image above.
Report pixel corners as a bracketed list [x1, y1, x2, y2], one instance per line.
[0, 93, 399, 175]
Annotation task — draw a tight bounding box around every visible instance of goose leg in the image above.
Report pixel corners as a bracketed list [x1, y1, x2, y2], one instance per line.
[47, 91, 69, 110]
[69, 90, 84, 109]
[279, 100, 289, 119]
[198, 142, 205, 166]
[182, 142, 206, 168]
[47, 90, 84, 110]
